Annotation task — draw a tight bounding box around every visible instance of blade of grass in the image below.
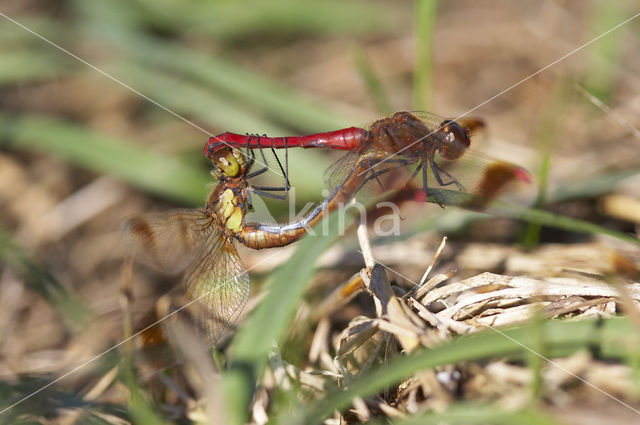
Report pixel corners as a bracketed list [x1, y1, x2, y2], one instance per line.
[130, 0, 396, 40]
[353, 47, 394, 114]
[76, 1, 352, 133]
[407, 188, 640, 248]
[582, 0, 628, 102]
[413, 0, 437, 111]
[223, 213, 348, 425]
[108, 60, 289, 136]
[506, 203, 640, 247]
[0, 50, 68, 85]
[120, 365, 167, 425]
[521, 153, 550, 247]
[526, 311, 547, 399]
[521, 76, 570, 247]
[294, 317, 637, 424]
[0, 16, 83, 48]
[7, 4, 350, 134]
[548, 168, 640, 203]
[117, 40, 351, 133]
[0, 114, 210, 205]
[0, 13, 329, 198]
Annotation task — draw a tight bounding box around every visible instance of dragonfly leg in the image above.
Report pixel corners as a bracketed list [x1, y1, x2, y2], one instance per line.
[245, 137, 290, 193]
[429, 159, 465, 191]
[249, 188, 289, 200]
[422, 161, 446, 208]
[367, 170, 386, 192]
[246, 166, 268, 179]
[245, 135, 268, 179]
[243, 136, 291, 199]
[357, 157, 412, 194]
[357, 155, 393, 192]
[249, 179, 291, 201]
[407, 162, 423, 186]
[270, 145, 290, 195]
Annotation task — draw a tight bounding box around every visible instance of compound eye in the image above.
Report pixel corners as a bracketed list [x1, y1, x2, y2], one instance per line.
[438, 120, 470, 160]
[212, 148, 242, 178]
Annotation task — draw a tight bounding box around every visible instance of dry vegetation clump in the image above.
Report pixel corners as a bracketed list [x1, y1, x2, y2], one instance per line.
[236, 232, 640, 424]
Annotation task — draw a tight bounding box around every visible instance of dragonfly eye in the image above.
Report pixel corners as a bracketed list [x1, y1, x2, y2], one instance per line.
[211, 148, 244, 178]
[438, 120, 470, 160]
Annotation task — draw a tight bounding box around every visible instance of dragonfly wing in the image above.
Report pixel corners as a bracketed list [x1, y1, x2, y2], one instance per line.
[323, 150, 360, 191]
[183, 228, 250, 344]
[411, 111, 486, 138]
[323, 149, 415, 201]
[429, 150, 530, 208]
[123, 209, 210, 273]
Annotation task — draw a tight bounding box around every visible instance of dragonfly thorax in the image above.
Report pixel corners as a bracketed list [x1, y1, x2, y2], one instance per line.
[208, 186, 246, 235]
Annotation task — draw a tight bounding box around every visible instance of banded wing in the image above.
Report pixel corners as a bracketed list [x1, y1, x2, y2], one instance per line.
[426, 147, 531, 208]
[183, 226, 250, 344]
[124, 209, 209, 273]
[124, 209, 250, 344]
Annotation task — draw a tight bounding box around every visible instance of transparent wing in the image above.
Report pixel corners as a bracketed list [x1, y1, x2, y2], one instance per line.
[408, 111, 444, 129]
[123, 209, 210, 273]
[323, 149, 416, 200]
[183, 228, 250, 345]
[383, 150, 531, 209]
[433, 148, 529, 195]
[323, 149, 360, 191]
[411, 111, 486, 137]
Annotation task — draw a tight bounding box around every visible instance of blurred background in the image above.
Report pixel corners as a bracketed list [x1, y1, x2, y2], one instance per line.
[1, 0, 640, 423]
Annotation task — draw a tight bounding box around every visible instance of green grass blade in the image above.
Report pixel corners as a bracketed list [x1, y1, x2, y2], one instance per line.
[504, 203, 640, 247]
[130, 0, 396, 39]
[0, 50, 68, 85]
[548, 168, 640, 203]
[413, 0, 437, 111]
[526, 312, 547, 399]
[75, 2, 351, 133]
[409, 188, 640, 248]
[353, 47, 394, 114]
[0, 114, 210, 205]
[107, 60, 289, 135]
[582, 1, 628, 102]
[223, 213, 347, 425]
[0, 16, 81, 48]
[121, 365, 168, 425]
[521, 153, 550, 247]
[119, 42, 350, 133]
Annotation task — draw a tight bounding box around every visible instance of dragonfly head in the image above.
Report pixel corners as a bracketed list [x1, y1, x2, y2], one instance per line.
[210, 148, 247, 180]
[437, 120, 471, 160]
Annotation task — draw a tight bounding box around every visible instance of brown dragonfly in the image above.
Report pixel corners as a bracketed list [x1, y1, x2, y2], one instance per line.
[125, 146, 375, 344]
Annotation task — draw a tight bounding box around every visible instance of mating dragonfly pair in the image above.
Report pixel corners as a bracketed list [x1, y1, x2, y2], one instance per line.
[126, 111, 530, 344]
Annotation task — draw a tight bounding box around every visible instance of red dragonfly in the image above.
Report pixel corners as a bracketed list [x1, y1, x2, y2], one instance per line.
[203, 111, 531, 208]
[125, 146, 377, 344]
